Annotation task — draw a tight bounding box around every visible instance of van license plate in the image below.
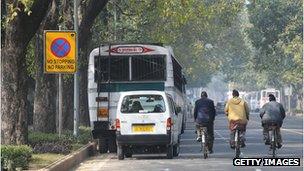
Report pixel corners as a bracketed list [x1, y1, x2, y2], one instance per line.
[132, 125, 154, 132]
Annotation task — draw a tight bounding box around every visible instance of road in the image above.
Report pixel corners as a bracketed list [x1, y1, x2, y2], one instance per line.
[73, 113, 303, 171]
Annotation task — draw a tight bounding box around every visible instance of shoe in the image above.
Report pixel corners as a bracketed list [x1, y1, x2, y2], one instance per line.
[196, 137, 202, 142]
[277, 143, 282, 149]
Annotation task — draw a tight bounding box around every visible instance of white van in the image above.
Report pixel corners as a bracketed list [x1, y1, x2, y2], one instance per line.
[115, 91, 182, 160]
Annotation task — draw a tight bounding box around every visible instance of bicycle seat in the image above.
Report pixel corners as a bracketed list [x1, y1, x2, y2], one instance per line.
[198, 123, 209, 127]
[267, 122, 279, 127]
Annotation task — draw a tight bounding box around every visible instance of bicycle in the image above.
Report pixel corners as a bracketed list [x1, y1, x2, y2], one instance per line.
[197, 124, 209, 159]
[268, 122, 279, 157]
[233, 124, 244, 158]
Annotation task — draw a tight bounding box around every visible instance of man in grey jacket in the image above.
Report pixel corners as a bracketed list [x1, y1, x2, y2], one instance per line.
[260, 94, 286, 148]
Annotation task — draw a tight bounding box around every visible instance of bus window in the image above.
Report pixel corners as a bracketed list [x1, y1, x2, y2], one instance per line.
[132, 55, 166, 81]
[94, 56, 129, 82]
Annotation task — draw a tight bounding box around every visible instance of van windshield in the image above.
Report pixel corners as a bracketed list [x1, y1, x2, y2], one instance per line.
[120, 95, 166, 113]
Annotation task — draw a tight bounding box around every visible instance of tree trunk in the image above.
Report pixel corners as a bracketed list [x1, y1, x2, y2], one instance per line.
[78, 0, 109, 126]
[1, 0, 52, 144]
[33, 34, 58, 133]
[2, 45, 28, 144]
[33, 0, 59, 133]
[62, 77, 74, 130]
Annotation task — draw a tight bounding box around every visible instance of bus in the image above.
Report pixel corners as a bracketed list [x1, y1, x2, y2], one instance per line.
[259, 88, 280, 108]
[88, 43, 189, 153]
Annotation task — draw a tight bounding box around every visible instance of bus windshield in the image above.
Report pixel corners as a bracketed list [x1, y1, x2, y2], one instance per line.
[121, 95, 166, 113]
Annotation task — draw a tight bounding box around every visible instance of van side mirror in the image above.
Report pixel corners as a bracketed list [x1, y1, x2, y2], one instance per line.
[176, 106, 181, 114]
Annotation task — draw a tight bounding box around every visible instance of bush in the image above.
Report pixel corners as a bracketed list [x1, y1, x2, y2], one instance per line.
[75, 126, 93, 144]
[33, 143, 71, 154]
[28, 132, 72, 154]
[28, 132, 72, 145]
[28, 127, 92, 154]
[1, 145, 33, 170]
[61, 126, 93, 145]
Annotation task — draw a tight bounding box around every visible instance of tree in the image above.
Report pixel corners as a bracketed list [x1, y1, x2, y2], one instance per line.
[78, 0, 109, 126]
[90, 0, 243, 87]
[246, 0, 303, 87]
[1, 0, 52, 144]
[33, 0, 59, 133]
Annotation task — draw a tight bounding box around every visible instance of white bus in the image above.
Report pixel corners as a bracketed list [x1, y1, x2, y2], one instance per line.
[259, 88, 280, 108]
[88, 43, 189, 153]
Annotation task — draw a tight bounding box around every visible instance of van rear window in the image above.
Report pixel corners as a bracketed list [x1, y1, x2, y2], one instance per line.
[121, 95, 166, 113]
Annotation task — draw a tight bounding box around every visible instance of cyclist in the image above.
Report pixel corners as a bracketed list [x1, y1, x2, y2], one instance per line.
[194, 91, 216, 153]
[225, 89, 249, 149]
[260, 94, 285, 148]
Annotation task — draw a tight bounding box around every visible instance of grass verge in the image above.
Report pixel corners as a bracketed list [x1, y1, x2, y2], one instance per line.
[29, 153, 65, 170]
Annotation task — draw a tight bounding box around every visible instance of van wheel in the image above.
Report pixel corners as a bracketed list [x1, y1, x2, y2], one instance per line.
[181, 124, 185, 134]
[124, 147, 132, 158]
[166, 145, 173, 159]
[98, 138, 108, 153]
[117, 145, 124, 160]
[125, 152, 132, 158]
[173, 143, 180, 157]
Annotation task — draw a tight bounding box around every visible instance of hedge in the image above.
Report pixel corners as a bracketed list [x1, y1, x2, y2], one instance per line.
[1, 145, 33, 171]
[28, 127, 92, 154]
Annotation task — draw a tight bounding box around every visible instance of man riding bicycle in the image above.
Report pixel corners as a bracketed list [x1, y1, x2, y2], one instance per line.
[225, 89, 249, 149]
[194, 91, 216, 153]
[260, 94, 285, 148]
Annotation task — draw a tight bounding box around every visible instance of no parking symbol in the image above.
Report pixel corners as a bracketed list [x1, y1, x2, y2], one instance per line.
[44, 31, 76, 73]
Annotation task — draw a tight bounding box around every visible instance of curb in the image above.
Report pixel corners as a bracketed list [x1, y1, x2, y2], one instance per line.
[39, 142, 96, 171]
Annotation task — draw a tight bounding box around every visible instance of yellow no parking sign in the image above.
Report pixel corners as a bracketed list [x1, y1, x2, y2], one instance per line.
[44, 30, 77, 73]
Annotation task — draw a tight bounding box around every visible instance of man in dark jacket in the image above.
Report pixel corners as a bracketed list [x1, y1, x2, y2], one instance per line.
[194, 91, 216, 153]
[260, 94, 286, 148]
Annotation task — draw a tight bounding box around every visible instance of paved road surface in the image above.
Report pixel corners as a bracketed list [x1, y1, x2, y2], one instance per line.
[73, 113, 303, 171]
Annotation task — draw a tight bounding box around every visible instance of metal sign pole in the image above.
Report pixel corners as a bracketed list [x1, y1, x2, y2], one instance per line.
[58, 73, 62, 137]
[73, 0, 79, 137]
[58, 25, 63, 137]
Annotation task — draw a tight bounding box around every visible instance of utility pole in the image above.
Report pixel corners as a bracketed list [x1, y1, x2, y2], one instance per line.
[73, 0, 79, 137]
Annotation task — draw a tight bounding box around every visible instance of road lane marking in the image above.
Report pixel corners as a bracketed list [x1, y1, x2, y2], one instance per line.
[281, 128, 303, 135]
[215, 130, 229, 143]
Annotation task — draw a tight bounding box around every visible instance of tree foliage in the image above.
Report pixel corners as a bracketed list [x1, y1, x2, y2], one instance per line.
[91, 0, 243, 87]
[246, 0, 303, 87]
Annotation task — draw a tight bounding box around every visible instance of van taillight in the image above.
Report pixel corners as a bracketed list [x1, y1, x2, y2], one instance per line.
[166, 118, 172, 131]
[116, 119, 120, 131]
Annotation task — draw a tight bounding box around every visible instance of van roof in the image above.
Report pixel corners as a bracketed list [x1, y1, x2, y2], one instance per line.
[119, 90, 166, 96]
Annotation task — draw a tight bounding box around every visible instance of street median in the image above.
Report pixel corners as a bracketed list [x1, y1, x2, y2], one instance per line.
[39, 142, 96, 171]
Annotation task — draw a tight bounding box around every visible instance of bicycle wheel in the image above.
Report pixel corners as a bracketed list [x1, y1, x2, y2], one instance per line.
[202, 127, 208, 159]
[272, 129, 276, 157]
[235, 130, 240, 158]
